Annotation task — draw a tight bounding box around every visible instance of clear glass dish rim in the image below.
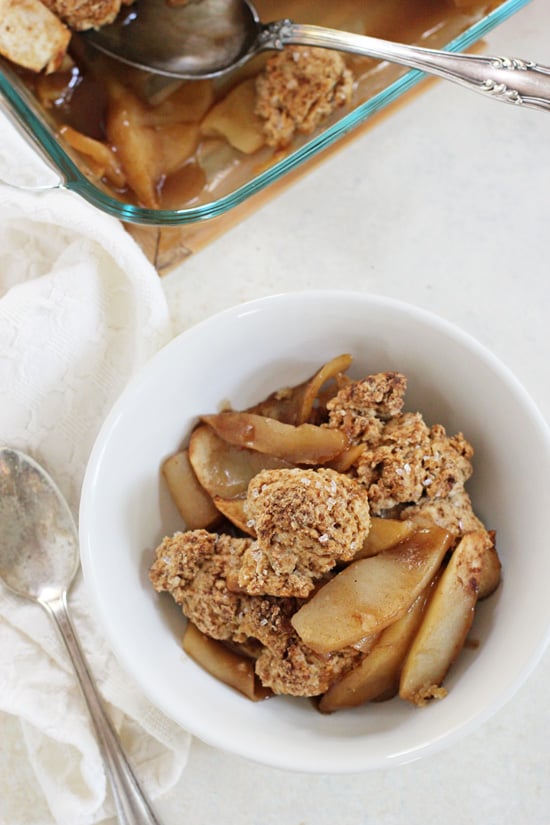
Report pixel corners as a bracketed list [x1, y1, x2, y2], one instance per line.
[0, 0, 532, 226]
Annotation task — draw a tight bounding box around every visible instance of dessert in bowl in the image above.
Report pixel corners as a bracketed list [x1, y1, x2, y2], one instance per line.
[80, 291, 550, 772]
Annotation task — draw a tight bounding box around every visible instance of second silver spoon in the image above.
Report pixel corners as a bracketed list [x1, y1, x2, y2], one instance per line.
[0, 448, 161, 825]
[84, 0, 550, 113]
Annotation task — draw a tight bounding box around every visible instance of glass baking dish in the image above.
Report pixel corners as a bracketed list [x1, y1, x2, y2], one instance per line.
[0, 0, 532, 231]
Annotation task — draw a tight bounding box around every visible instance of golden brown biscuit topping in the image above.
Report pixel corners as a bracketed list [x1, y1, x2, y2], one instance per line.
[255, 46, 353, 148]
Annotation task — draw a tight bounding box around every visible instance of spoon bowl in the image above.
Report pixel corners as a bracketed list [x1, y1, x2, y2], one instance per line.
[87, 0, 259, 78]
[0, 447, 161, 825]
[0, 449, 79, 602]
[84, 0, 550, 112]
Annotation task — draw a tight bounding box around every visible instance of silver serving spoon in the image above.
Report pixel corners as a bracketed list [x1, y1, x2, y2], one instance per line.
[84, 0, 550, 112]
[0, 448, 161, 825]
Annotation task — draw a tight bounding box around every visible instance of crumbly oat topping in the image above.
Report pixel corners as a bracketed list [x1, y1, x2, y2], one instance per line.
[149, 530, 254, 641]
[241, 467, 370, 598]
[354, 412, 474, 511]
[408, 684, 448, 707]
[41, 0, 131, 30]
[255, 632, 361, 696]
[326, 372, 407, 441]
[149, 528, 361, 695]
[401, 485, 487, 537]
[255, 46, 353, 149]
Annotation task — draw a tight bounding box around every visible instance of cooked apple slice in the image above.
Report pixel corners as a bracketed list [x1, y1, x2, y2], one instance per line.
[201, 413, 348, 464]
[212, 496, 254, 535]
[353, 517, 416, 560]
[189, 424, 290, 499]
[158, 122, 200, 176]
[162, 449, 220, 529]
[247, 353, 353, 425]
[350, 632, 381, 654]
[143, 80, 215, 125]
[326, 443, 365, 473]
[293, 353, 353, 424]
[399, 530, 493, 706]
[319, 580, 436, 712]
[291, 524, 453, 653]
[201, 77, 265, 154]
[106, 84, 162, 208]
[183, 622, 271, 701]
[59, 125, 126, 188]
[478, 533, 501, 599]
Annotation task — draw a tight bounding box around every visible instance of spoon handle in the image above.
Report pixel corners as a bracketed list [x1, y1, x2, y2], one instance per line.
[41, 593, 162, 825]
[267, 21, 550, 113]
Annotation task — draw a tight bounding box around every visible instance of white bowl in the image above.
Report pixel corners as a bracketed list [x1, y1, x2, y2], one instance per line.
[80, 291, 550, 773]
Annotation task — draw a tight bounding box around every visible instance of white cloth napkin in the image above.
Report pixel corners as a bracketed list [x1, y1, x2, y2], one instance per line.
[0, 110, 191, 825]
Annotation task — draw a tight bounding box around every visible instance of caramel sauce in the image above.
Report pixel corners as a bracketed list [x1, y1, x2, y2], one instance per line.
[21, 0, 505, 210]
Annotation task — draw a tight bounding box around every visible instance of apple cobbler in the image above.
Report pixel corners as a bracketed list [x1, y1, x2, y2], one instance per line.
[1, 0, 509, 213]
[149, 357, 501, 710]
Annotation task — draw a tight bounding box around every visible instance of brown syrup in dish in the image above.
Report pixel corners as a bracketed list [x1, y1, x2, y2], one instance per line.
[20, 0, 504, 210]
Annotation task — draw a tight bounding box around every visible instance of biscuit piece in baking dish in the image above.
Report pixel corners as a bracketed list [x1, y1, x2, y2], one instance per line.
[40, 0, 133, 30]
[255, 46, 353, 148]
[0, 0, 70, 72]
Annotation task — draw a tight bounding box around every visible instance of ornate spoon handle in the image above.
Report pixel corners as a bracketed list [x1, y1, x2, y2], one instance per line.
[265, 22, 550, 113]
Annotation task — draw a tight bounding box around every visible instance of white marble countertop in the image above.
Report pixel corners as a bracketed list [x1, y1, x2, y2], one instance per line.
[130, 1, 549, 822]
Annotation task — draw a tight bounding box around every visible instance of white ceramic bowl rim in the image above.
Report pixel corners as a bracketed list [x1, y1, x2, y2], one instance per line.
[80, 290, 550, 773]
